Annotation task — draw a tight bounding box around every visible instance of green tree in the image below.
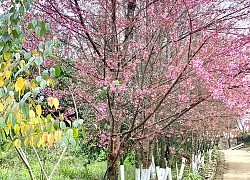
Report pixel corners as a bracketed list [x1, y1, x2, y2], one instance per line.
[0, 1, 82, 179]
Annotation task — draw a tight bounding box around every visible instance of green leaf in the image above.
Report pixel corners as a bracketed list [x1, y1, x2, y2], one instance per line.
[21, 103, 29, 118]
[36, 76, 42, 83]
[0, 118, 7, 129]
[43, 49, 50, 58]
[15, 56, 35, 78]
[61, 136, 68, 146]
[2, 32, 10, 42]
[73, 128, 78, 138]
[32, 19, 37, 26]
[45, 23, 50, 31]
[78, 119, 83, 125]
[45, 41, 53, 49]
[40, 28, 45, 37]
[9, 7, 15, 13]
[19, 6, 25, 17]
[35, 26, 41, 36]
[19, 92, 31, 107]
[8, 114, 17, 127]
[38, 42, 44, 52]
[28, 29, 33, 34]
[82, 124, 86, 139]
[26, 126, 33, 136]
[46, 123, 54, 132]
[40, 80, 46, 88]
[53, 120, 59, 130]
[42, 70, 48, 76]
[12, 29, 19, 38]
[28, 23, 34, 30]
[59, 121, 66, 130]
[72, 121, 78, 128]
[24, 52, 31, 60]
[32, 87, 40, 99]
[69, 137, 76, 147]
[49, 67, 55, 77]
[24, 2, 31, 11]
[66, 129, 73, 139]
[54, 66, 61, 77]
[35, 56, 43, 66]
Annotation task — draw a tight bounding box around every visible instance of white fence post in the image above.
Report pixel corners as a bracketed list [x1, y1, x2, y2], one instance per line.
[135, 168, 140, 180]
[178, 157, 186, 180]
[120, 165, 125, 180]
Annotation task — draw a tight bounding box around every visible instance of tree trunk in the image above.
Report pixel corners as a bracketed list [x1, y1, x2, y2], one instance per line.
[141, 140, 151, 180]
[106, 137, 119, 180]
[159, 139, 166, 168]
[107, 153, 119, 180]
[135, 146, 141, 180]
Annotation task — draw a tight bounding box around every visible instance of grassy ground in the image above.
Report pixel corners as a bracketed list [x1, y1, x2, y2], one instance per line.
[0, 146, 217, 180]
[0, 147, 134, 180]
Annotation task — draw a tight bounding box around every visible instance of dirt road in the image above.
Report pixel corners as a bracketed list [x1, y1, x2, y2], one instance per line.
[221, 149, 250, 180]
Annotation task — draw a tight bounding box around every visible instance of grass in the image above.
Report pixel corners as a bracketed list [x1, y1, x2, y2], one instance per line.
[0, 146, 218, 179]
[0, 146, 135, 180]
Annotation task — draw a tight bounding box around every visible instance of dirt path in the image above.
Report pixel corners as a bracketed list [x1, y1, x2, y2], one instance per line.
[219, 149, 250, 180]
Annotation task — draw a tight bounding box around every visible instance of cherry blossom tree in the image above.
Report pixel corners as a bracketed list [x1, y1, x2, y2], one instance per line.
[19, 0, 250, 179]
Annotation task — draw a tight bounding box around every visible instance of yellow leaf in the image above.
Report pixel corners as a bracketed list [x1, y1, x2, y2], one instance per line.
[33, 135, 39, 146]
[5, 70, 11, 79]
[52, 98, 59, 110]
[47, 97, 54, 108]
[29, 110, 35, 119]
[24, 79, 30, 87]
[0, 103, 4, 112]
[59, 113, 64, 121]
[21, 37, 26, 43]
[31, 82, 36, 90]
[16, 113, 23, 123]
[21, 124, 28, 135]
[47, 133, 54, 146]
[31, 49, 37, 55]
[6, 119, 11, 130]
[42, 132, 48, 143]
[7, 27, 11, 34]
[28, 97, 35, 107]
[0, 77, 4, 87]
[29, 136, 34, 146]
[37, 138, 42, 147]
[4, 61, 11, 73]
[14, 139, 21, 148]
[15, 77, 25, 92]
[14, 124, 20, 135]
[1, 129, 6, 140]
[54, 130, 62, 142]
[6, 95, 14, 103]
[24, 137, 29, 146]
[47, 79, 51, 86]
[3, 52, 11, 60]
[35, 105, 42, 116]
[20, 60, 25, 67]
[41, 140, 46, 148]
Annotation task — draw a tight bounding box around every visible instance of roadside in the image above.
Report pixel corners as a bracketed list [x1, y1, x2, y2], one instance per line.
[214, 146, 250, 180]
[214, 151, 225, 180]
